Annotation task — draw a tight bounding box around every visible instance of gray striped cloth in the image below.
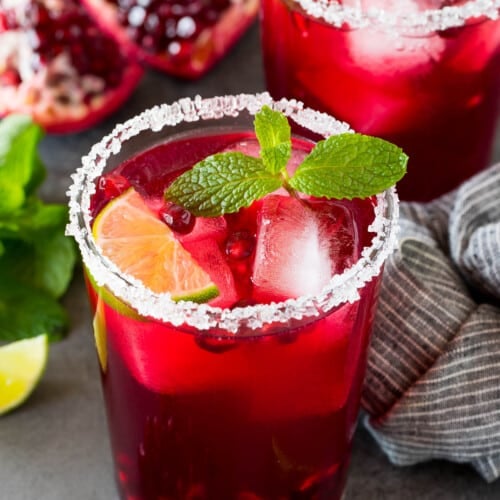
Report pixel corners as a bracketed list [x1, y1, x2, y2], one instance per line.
[362, 163, 500, 482]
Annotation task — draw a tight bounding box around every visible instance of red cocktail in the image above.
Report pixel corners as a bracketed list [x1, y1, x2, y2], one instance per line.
[260, 0, 500, 201]
[67, 94, 400, 499]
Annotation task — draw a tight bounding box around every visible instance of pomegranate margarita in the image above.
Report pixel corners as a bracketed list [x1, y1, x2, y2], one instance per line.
[260, 0, 500, 201]
[67, 94, 402, 500]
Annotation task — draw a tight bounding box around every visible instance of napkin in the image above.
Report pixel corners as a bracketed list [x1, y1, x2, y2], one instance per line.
[362, 163, 500, 482]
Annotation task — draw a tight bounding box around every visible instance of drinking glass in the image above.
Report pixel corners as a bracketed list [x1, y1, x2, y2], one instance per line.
[260, 0, 500, 201]
[67, 93, 399, 499]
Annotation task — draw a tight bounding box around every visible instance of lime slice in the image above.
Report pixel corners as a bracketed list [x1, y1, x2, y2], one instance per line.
[0, 334, 49, 416]
[92, 188, 219, 303]
[93, 297, 107, 373]
[86, 268, 143, 321]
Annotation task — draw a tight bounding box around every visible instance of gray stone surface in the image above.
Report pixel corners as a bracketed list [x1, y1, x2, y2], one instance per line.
[1, 22, 499, 500]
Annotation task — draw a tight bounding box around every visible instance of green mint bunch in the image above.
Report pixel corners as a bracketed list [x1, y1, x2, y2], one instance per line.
[165, 106, 408, 217]
[0, 115, 77, 343]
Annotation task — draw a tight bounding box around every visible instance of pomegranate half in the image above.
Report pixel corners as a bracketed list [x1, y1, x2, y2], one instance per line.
[81, 0, 259, 79]
[0, 0, 143, 134]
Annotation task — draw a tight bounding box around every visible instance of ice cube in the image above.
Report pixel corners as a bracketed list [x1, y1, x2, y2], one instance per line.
[224, 138, 261, 158]
[345, 0, 447, 75]
[311, 199, 358, 275]
[252, 195, 333, 301]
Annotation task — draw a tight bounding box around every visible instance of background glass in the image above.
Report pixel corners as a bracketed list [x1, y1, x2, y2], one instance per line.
[260, 0, 500, 201]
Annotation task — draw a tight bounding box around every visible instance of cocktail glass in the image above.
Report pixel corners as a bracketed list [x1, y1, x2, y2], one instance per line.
[260, 0, 500, 201]
[67, 93, 399, 499]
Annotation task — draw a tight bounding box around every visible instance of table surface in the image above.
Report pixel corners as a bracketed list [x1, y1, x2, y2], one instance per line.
[1, 22, 500, 500]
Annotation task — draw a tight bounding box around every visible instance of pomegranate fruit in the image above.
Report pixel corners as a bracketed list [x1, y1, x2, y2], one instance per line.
[81, 0, 259, 79]
[0, 0, 143, 133]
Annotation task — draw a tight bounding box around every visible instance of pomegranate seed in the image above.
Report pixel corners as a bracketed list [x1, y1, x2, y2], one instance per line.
[157, 4, 172, 18]
[276, 330, 299, 345]
[176, 16, 196, 38]
[13, 0, 130, 89]
[144, 12, 160, 33]
[195, 335, 237, 354]
[26, 3, 50, 27]
[118, 0, 137, 9]
[110, 0, 231, 54]
[0, 13, 7, 32]
[230, 298, 258, 309]
[225, 231, 255, 260]
[159, 203, 195, 234]
[0, 69, 21, 86]
[128, 6, 146, 27]
[165, 19, 177, 39]
[167, 40, 193, 62]
[97, 173, 130, 200]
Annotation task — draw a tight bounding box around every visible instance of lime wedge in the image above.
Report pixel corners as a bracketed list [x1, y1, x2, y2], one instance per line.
[0, 334, 48, 416]
[93, 297, 107, 373]
[92, 188, 219, 303]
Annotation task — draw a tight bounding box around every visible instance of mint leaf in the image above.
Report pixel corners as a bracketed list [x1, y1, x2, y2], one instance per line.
[289, 134, 408, 199]
[32, 232, 76, 299]
[0, 277, 69, 343]
[254, 106, 291, 174]
[0, 115, 45, 191]
[165, 152, 282, 216]
[0, 233, 76, 299]
[0, 179, 24, 215]
[0, 114, 77, 344]
[0, 199, 68, 241]
[0, 199, 75, 298]
[25, 154, 46, 195]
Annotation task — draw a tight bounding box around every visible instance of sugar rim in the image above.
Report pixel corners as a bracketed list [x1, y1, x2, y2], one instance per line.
[292, 0, 500, 33]
[66, 93, 399, 333]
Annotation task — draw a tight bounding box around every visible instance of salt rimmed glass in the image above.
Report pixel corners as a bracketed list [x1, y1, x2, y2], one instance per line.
[67, 92, 398, 333]
[67, 93, 399, 500]
[261, 0, 500, 202]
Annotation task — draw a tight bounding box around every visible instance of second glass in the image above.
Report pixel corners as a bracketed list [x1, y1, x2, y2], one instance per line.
[260, 0, 500, 201]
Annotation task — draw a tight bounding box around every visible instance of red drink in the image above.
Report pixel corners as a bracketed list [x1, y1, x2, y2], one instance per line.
[260, 0, 500, 201]
[67, 95, 399, 500]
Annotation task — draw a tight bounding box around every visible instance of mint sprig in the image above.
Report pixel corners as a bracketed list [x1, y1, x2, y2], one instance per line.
[165, 106, 407, 216]
[0, 115, 77, 343]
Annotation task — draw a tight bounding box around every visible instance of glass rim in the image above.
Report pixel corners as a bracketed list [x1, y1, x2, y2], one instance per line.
[291, 0, 500, 33]
[66, 92, 399, 333]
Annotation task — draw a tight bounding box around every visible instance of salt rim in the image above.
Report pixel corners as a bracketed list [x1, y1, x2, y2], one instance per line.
[66, 92, 399, 334]
[293, 0, 500, 33]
